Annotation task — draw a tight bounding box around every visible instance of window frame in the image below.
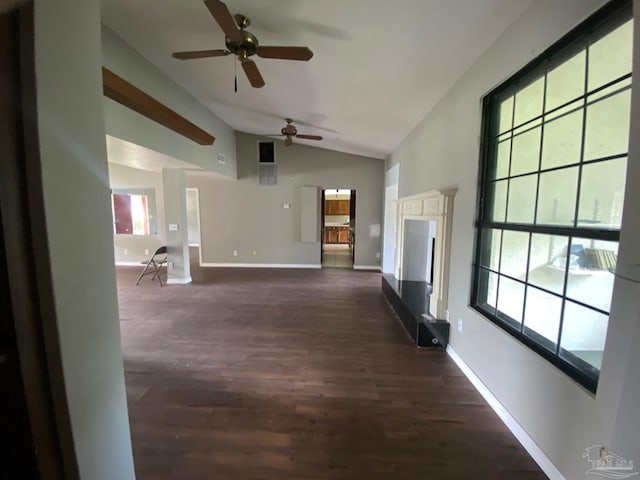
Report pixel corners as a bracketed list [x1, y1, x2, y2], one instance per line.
[111, 188, 159, 236]
[471, 0, 632, 393]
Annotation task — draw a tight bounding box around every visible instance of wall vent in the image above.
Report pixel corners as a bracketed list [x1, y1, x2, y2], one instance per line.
[257, 141, 276, 185]
[258, 164, 277, 185]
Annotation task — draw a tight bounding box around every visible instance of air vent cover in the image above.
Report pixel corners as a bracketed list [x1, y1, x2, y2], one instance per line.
[257, 141, 276, 185]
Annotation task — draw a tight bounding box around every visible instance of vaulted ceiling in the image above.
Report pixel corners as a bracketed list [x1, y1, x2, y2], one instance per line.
[101, 0, 532, 160]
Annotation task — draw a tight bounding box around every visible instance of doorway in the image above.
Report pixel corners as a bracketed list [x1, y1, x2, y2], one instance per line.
[185, 187, 201, 266]
[321, 188, 355, 268]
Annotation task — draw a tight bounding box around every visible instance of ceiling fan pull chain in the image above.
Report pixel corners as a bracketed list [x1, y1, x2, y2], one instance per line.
[234, 59, 238, 92]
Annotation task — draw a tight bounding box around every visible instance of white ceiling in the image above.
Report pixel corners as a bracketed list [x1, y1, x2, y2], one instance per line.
[101, 0, 532, 160]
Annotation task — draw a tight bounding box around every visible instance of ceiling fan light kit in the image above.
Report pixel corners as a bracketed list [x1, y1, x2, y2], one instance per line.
[172, 0, 314, 89]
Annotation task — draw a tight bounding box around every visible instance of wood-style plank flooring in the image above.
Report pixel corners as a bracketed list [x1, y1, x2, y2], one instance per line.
[117, 262, 547, 480]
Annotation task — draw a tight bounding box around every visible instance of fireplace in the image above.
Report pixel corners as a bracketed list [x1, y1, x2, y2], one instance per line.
[395, 189, 456, 320]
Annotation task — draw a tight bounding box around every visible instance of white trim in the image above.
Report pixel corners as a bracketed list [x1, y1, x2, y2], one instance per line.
[353, 265, 382, 271]
[115, 261, 143, 266]
[166, 276, 192, 284]
[446, 346, 566, 480]
[199, 263, 322, 269]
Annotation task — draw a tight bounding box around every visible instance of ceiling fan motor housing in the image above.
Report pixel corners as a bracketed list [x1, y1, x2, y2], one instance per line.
[281, 124, 297, 136]
[225, 30, 258, 59]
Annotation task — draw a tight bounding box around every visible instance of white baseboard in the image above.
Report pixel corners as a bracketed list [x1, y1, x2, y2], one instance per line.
[353, 265, 382, 271]
[446, 346, 565, 480]
[115, 261, 143, 266]
[199, 263, 322, 269]
[166, 276, 192, 284]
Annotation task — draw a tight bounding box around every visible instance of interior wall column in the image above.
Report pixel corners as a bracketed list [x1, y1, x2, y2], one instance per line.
[162, 168, 191, 284]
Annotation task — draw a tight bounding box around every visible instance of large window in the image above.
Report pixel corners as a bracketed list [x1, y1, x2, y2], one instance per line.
[472, 1, 633, 392]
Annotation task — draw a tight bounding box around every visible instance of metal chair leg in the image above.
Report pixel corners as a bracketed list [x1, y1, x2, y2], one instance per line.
[135, 258, 154, 285]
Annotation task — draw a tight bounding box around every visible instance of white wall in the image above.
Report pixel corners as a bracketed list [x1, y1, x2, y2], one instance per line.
[387, 0, 640, 478]
[188, 132, 384, 268]
[101, 25, 237, 177]
[108, 162, 166, 264]
[34, 1, 135, 478]
[382, 164, 400, 274]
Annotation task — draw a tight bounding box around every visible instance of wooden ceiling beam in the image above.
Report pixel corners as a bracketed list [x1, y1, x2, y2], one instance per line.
[102, 67, 215, 146]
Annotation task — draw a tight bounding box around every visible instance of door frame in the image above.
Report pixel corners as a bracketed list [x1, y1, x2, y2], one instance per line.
[0, 3, 77, 478]
[321, 188, 356, 268]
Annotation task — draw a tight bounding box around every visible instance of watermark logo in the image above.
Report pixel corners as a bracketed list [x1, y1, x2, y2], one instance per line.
[583, 445, 638, 479]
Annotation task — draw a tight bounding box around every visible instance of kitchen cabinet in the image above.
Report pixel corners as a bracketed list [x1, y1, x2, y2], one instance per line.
[324, 226, 350, 244]
[325, 227, 337, 243]
[325, 199, 350, 215]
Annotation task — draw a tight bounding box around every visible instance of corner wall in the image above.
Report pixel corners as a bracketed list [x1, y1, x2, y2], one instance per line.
[188, 132, 384, 268]
[387, 0, 639, 478]
[34, 1, 135, 478]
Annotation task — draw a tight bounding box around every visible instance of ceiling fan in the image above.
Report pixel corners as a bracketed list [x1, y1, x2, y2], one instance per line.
[274, 118, 323, 146]
[172, 0, 314, 89]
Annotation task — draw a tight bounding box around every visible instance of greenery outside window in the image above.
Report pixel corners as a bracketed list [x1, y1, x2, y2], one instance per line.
[472, 1, 633, 392]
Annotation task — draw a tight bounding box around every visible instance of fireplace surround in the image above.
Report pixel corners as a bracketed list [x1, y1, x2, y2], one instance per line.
[394, 189, 456, 320]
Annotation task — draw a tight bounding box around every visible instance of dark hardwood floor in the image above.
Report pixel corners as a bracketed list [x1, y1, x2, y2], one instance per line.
[117, 262, 547, 480]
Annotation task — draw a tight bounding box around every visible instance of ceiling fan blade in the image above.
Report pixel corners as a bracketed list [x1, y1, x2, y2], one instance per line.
[256, 46, 314, 61]
[284, 136, 293, 146]
[172, 49, 230, 60]
[241, 60, 265, 88]
[296, 134, 323, 141]
[204, 0, 242, 43]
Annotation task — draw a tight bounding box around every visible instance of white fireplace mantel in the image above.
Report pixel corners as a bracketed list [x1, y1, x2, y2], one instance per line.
[395, 189, 456, 320]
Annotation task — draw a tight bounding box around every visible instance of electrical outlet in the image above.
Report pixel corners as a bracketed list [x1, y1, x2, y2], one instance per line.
[445, 310, 450, 322]
[458, 318, 463, 333]
[252, 250, 257, 256]
[145, 248, 149, 255]
[123, 248, 128, 255]
[168, 262, 174, 270]
[233, 250, 238, 257]
[376, 252, 381, 259]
